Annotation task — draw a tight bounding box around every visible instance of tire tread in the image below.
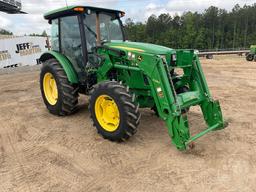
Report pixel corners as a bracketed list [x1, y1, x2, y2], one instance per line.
[40, 58, 79, 116]
[89, 81, 140, 142]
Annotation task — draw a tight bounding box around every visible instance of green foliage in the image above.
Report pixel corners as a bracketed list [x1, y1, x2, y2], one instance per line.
[42, 30, 48, 37]
[124, 3, 256, 50]
[29, 30, 48, 37]
[0, 28, 13, 35]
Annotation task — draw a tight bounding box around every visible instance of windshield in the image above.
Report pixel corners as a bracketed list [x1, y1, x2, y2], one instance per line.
[83, 12, 124, 52]
[99, 13, 124, 41]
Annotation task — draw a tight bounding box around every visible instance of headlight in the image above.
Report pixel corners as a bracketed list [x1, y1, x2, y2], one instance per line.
[171, 54, 177, 62]
[170, 54, 177, 66]
[128, 52, 135, 60]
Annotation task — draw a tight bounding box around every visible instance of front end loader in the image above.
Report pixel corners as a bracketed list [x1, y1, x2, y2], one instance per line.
[39, 6, 227, 150]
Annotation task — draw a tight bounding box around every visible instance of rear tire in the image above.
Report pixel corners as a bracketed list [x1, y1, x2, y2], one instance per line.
[40, 59, 79, 116]
[89, 81, 141, 142]
[246, 54, 254, 61]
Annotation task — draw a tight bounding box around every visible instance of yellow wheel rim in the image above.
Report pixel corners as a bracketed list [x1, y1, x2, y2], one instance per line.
[95, 95, 120, 132]
[43, 72, 58, 105]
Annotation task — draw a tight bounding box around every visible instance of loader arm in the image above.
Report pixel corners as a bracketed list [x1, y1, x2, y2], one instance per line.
[146, 52, 226, 150]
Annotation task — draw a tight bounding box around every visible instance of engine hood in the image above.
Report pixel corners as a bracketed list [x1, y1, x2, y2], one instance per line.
[105, 41, 174, 55]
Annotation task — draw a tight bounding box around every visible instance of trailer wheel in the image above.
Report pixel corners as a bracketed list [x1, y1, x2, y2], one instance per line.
[40, 59, 79, 116]
[246, 54, 254, 61]
[89, 81, 141, 142]
[254, 55, 256, 62]
[206, 54, 213, 59]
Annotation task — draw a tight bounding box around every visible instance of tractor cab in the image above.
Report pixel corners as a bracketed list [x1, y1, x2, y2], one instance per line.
[44, 6, 125, 81]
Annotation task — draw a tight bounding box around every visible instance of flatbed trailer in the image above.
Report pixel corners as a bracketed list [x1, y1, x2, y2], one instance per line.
[199, 50, 250, 59]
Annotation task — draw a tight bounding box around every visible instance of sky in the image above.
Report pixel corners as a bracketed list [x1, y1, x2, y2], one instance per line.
[0, 0, 255, 35]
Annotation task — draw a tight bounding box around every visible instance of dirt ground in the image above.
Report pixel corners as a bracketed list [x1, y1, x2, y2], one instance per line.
[0, 55, 255, 192]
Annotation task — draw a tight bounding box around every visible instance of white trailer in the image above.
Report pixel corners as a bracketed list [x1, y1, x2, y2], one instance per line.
[0, 35, 48, 69]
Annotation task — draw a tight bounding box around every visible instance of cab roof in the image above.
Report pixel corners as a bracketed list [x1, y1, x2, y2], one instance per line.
[44, 5, 124, 20]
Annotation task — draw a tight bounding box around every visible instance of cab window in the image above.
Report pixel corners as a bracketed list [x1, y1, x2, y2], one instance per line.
[51, 19, 59, 51]
[60, 16, 84, 72]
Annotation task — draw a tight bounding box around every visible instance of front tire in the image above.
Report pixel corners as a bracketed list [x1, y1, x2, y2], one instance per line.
[89, 81, 141, 141]
[40, 59, 79, 116]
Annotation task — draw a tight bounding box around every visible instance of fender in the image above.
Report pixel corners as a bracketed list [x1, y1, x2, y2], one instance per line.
[40, 51, 78, 84]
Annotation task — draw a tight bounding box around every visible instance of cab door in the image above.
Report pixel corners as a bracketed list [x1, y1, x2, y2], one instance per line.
[60, 15, 86, 81]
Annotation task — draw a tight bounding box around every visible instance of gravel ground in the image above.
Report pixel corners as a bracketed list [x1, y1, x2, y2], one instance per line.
[0, 55, 255, 192]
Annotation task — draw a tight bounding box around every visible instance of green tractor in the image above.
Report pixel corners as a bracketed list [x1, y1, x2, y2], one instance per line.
[39, 6, 227, 150]
[246, 45, 256, 61]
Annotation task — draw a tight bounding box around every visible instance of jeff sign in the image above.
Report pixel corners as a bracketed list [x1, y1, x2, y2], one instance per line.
[0, 36, 48, 69]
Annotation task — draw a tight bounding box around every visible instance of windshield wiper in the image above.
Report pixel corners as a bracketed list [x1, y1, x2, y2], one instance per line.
[84, 24, 110, 45]
[84, 23, 97, 38]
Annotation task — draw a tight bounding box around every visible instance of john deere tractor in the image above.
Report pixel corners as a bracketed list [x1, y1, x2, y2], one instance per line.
[40, 6, 227, 150]
[246, 45, 256, 61]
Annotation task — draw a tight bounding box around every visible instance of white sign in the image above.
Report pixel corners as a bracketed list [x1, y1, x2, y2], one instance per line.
[0, 36, 48, 69]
